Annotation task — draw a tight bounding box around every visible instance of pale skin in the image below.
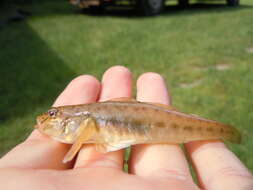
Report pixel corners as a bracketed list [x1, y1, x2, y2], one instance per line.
[0, 66, 252, 190]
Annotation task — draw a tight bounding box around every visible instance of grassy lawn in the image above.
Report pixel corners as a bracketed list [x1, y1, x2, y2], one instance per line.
[0, 0, 253, 172]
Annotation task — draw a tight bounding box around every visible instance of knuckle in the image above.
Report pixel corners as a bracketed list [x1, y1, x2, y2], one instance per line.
[150, 168, 190, 181]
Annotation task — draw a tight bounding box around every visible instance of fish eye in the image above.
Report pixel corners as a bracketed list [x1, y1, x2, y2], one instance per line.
[48, 108, 58, 117]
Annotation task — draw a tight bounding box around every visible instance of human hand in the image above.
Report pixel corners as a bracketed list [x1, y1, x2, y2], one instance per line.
[0, 66, 252, 190]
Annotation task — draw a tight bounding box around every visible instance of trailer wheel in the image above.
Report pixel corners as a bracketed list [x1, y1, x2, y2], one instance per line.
[89, 5, 105, 12]
[137, 0, 165, 16]
[89, 0, 105, 12]
[178, 0, 189, 8]
[226, 0, 240, 6]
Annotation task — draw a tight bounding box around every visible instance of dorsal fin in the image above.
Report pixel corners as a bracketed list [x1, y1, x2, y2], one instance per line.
[105, 97, 177, 111]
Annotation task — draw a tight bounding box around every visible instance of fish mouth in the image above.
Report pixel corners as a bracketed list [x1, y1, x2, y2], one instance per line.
[35, 115, 49, 131]
[36, 116, 47, 125]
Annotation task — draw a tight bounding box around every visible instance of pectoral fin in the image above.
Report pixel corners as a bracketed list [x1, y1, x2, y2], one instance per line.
[62, 117, 98, 163]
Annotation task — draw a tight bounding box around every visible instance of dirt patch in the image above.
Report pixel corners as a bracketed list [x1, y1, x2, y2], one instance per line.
[215, 64, 232, 71]
[246, 47, 253, 53]
[192, 64, 232, 72]
[179, 79, 203, 89]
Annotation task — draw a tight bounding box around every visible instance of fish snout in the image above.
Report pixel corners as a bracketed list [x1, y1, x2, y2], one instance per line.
[35, 115, 49, 131]
[36, 114, 48, 125]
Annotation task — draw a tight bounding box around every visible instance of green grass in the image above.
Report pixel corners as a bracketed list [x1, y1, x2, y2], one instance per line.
[0, 0, 253, 172]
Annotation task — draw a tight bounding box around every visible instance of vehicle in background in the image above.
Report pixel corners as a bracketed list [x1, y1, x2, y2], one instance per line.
[69, 0, 240, 16]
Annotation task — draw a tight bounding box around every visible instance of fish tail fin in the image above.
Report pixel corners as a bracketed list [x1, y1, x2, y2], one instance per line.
[223, 124, 241, 144]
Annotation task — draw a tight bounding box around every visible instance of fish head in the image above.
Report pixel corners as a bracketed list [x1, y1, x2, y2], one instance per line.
[35, 107, 84, 143]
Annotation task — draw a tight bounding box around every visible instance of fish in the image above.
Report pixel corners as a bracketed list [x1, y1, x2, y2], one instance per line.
[35, 97, 241, 163]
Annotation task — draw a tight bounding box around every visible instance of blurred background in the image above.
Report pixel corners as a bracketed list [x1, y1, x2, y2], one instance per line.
[0, 0, 252, 172]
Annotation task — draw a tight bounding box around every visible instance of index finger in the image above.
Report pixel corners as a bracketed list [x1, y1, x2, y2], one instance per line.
[0, 75, 100, 170]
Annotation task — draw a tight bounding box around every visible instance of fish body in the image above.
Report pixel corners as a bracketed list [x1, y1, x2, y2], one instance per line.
[36, 99, 241, 162]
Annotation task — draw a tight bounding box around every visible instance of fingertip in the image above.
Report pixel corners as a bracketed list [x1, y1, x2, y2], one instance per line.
[54, 74, 101, 106]
[100, 65, 132, 101]
[69, 75, 100, 89]
[136, 72, 171, 105]
[102, 65, 132, 81]
[137, 72, 165, 85]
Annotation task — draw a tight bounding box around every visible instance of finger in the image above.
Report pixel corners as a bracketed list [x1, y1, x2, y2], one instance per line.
[129, 73, 197, 188]
[53, 75, 100, 107]
[185, 140, 253, 190]
[0, 75, 100, 170]
[74, 66, 132, 169]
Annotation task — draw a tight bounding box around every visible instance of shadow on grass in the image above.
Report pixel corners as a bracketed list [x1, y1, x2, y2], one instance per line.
[0, 21, 76, 123]
[0, 0, 78, 22]
[80, 3, 253, 18]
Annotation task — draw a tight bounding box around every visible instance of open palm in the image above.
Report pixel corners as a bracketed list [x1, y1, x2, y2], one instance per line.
[0, 66, 252, 190]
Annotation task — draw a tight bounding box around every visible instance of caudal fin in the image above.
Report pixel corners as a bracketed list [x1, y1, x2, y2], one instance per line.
[223, 124, 241, 144]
